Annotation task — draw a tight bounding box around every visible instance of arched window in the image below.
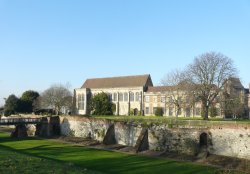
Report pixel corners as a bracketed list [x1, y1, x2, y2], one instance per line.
[136, 92, 140, 101]
[130, 92, 134, 102]
[108, 93, 112, 101]
[124, 92, 128, 101]
[82, 94, 85, 101]
[78, 93, 85, 110]
[119, 93, 123, 101]
[113, 93, 117, 102]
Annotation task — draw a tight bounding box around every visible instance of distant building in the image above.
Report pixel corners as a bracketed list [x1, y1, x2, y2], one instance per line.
[74, 74, 249, 118]
[74, 74, 153, 115]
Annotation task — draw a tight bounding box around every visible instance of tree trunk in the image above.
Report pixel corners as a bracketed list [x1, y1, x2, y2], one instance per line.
[204, 105, 209, 120]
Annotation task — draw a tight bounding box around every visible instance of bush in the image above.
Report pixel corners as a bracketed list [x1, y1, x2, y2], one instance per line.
[155, 107, 163, 116]
[129, 109, 135, 116]
[90, 92, 113, 115]
[209, 106, 218, 118]
[112, 103, 116, 114]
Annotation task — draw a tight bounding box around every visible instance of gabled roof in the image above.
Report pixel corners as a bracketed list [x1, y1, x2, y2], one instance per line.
[81, 74, 153, 89]
[227, 77, 244, 89]
[146, 86, 173, 92]
[146, 85, 189, 93]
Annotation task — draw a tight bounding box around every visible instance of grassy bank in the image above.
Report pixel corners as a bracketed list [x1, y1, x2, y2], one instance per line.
[0, 147, 98, 174]
[92, 115, 250, 127]
[0, 132, 218, 174]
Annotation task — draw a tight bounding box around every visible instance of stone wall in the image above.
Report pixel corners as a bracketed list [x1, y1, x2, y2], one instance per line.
[61, 116, 112, 141]
[60, 116, 250, 160]
[148, 126, 206, 155]
[209, 125, 250, 159]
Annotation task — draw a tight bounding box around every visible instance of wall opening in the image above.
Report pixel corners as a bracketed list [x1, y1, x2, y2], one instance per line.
[134, 108, 138, 116]
[199, 132, 208, 147]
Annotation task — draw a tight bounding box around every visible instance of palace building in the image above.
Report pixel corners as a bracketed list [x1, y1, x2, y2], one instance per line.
[74, 74, 249, 118]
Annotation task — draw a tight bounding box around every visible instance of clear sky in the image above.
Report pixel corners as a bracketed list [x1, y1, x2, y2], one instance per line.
[0, 0, 250, 106]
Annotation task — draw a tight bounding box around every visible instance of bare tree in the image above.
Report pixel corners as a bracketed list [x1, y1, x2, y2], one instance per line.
[187, 52, 237, 120]
[41, 84, 73, 115]
[161, 70, 193, 118]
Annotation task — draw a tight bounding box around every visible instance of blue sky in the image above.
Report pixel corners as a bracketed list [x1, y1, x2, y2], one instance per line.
[0, 0, 250, 106]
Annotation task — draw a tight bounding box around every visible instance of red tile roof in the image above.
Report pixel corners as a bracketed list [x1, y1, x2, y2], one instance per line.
[81, 74, 153, 88]
[146, 86, 173, 92]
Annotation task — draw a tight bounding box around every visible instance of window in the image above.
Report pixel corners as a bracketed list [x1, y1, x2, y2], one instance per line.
[145, 96, 149, 102]
[186, 108, 191, 117]
[113, 93, 117, 102]
[108, 93, 112, 101]
[130, 92, 134, 102]
[168, 97, 173, 103]
[145, 107, 149, 114]
[77, 94, 81, 109]
[161, 96, 166, 103]
[78, 94, 85, 110]
[124, 92, 128, 101]
[136, 92, 140, 101]
[119, 93, 123, 101]
[169, 107, 173, 116]
[178, 108, 182, 115]
[216, 108, 221, 116]
[153, 97, 157, 103]
[153, 107, 157, 114]
[195, 108, 201, 116]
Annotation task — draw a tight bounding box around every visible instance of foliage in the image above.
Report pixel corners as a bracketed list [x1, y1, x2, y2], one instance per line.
[89, 92, 113, 115]
[41, 84, 72, 115]
[209, 106, 218, 118]
[129, 108, 134, 116]
[112, 103, 116, 114]
[0, 107, 4, 115]
[155, 107, 163, 116]
[4, 94, 20, 116]
[19, 90, 40, 113]
[224, 97, 244, 119]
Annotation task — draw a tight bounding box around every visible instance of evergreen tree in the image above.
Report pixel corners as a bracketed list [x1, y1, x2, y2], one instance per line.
[90, 92, 113, 115]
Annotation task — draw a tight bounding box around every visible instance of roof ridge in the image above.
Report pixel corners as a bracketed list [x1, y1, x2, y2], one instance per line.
[85, 74, 150, 81]
[81, 74, 152, 89]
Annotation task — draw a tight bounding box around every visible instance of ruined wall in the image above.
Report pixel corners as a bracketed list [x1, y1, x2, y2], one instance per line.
[209, 125, 250, 160]
[60, 116, 250, 160]
[148, 126, 205, 155]
[60, 116, 112, 141]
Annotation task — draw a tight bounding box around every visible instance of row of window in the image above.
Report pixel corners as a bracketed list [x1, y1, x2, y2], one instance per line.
[145, 107, 205, 116]
[109, 92, 140, 102]
[144, 96, 191, 103]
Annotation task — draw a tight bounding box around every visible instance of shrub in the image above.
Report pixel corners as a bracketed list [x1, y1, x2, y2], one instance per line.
[209, 106, 218, 118]
[129, 108, 135, 116]
[155, 107, 163, 116]
[89, 92, 113, 115]
[112, 103, 116, 114]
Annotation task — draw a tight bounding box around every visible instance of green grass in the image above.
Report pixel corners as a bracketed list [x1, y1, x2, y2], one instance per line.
[0, 147, 98, 174]
[92, 115, 250, 127]
[0, 132, 218, 174]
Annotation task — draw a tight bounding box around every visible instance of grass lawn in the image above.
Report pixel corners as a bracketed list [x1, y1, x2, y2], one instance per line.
[93, 115, 250, 126]
[0, 147, 98, 174]
[0, 132, 218, 174]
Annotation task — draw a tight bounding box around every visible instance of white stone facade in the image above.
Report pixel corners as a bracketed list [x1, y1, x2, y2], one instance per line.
[74, 74, 249, 118]
[75, 87, 144, 115]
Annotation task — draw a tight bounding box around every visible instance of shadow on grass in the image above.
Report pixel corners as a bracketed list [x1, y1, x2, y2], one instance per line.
[0, 133, 217, 174]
